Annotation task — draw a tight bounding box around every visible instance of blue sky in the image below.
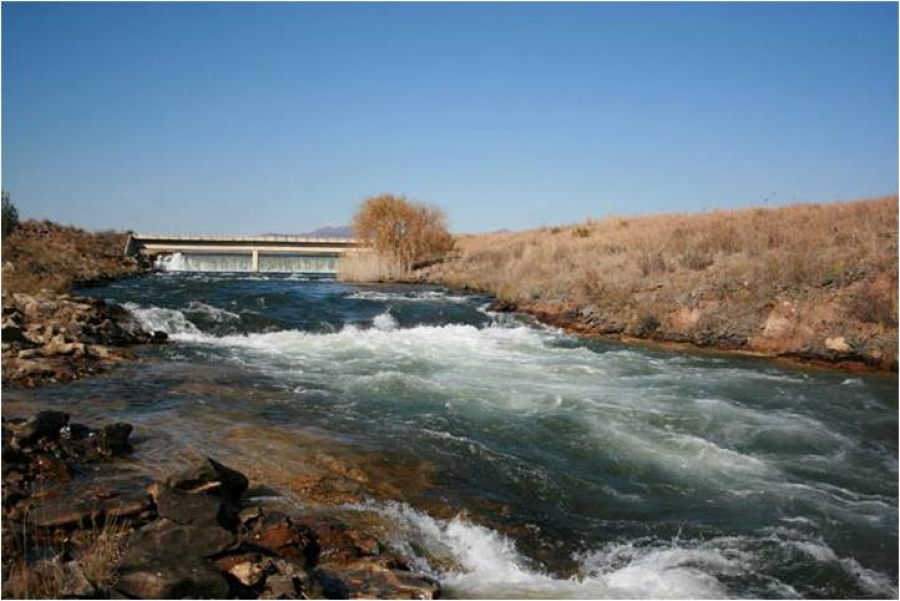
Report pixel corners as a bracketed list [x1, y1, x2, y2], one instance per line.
[2, 2, 897, 234]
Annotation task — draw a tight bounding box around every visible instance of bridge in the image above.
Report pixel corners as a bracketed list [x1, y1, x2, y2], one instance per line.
[124, 234, 366, 275]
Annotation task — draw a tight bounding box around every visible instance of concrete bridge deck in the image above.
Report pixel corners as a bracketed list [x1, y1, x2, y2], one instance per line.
[124, 234, 366, 273]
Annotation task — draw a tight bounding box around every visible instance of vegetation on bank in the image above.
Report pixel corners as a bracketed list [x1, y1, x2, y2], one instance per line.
[340, 194, 454, 282]
[2, 190, 20, 238]
[1, 220, 148, 295]
[432, 195, 898, 369]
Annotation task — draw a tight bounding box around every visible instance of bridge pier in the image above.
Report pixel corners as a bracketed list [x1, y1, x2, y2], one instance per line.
[251, 249, 259, 272]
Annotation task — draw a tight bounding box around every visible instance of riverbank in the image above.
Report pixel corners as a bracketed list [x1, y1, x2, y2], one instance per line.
[2, 220, 160, 386]
[2, 409, 439, 599]
[422, 196, 898, 372]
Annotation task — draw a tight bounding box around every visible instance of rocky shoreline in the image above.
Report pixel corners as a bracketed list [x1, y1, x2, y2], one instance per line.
[480, 296, 897, 373]
[2, 292, 168, 388]
[2, 410, 440, 599]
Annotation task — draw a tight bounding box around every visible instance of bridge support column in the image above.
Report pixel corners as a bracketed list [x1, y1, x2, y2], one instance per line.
[251, 249, 259, 272]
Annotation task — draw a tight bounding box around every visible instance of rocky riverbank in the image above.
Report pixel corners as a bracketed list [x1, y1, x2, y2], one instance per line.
[481, 293, 897, 373]
[2, 410, 440, 599]
[2, 220, 162, 387]
[2, 292, 167, 387]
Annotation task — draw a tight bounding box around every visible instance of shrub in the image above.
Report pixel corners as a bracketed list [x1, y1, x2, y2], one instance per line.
[572, 226, 592, 238]
[351, 194, 454, 274]
[2, 189, 19, 238]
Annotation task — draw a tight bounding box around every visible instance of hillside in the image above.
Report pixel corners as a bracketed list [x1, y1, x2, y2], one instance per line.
[1, 220, 150, 295]
[430, 196, 898, 371]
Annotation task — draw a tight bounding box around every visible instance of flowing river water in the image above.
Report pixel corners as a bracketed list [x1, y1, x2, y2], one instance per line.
[5, 273, 897, 599]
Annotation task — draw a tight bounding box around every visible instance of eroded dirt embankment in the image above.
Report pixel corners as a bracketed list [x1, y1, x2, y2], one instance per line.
[419, 196, 898, 372]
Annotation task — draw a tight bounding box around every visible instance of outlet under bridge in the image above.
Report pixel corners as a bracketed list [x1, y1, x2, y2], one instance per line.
[124, 234, 365, 275]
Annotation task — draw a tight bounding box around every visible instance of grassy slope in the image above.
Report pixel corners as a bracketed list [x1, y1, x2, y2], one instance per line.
[1, 220, 147, 295]
[434, 196, 898, 369]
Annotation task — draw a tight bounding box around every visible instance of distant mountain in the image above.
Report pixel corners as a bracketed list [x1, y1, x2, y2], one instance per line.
[257, 225, 353, 238]
[306, 225, 353, 238]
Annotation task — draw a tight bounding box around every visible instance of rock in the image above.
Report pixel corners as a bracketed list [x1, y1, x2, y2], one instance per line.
[154, 484, 224, 527]
[229, 561, 267, 587]
[61, 560, 97, 597]
[27, 499, 103, 529]
[104, 495, 155, 522]
[315, 563, 440, 600]
[241, 510, 318, 565]
[486, 299, 517, 313]
[2, 291, 156, 388]
[43, 336, 86, 358]
[122, 520, 236, 565]
[14, 410, 70, 446]
[825, 336, 852, 353]
[116, 562, 229, 599]
[629, 314, 660, 338]
[166, 457, 249, 503]
[1, 321, 29, 345]
[99, 422, 133, 455]
[260, 573, 302, 599]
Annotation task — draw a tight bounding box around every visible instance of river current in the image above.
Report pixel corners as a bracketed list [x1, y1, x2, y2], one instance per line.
[5, 273, 897, 599]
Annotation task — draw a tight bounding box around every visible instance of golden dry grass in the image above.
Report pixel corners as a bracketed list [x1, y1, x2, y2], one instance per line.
[435, 196, 898, 365]
[338, 251, 407, 282]
[1, 220, 141, 295]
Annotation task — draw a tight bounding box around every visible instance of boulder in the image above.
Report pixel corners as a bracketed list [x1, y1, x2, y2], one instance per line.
[293, 515, 383, 567]
[314, 563, 440, 600]
[228, 560, 268, 587]
[825, 336, 852, 353]
[1, 321, 29, 346]
[240, 510, 318, 565]
[116, 562, 229, 599]
[13, 410, 70, 446]
[153, 484, 225, 527]
[99, 422, 133, 455]
[121, 520, 236, 566]
[167, 457, 249, 503]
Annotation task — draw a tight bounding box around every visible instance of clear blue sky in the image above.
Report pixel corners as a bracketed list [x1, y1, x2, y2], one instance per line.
[2, 2, 897, 234]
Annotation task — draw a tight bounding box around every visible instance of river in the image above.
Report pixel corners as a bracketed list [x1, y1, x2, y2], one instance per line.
[4, 273, 897, 599]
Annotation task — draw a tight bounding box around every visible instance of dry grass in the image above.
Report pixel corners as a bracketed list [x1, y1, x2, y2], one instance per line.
[338, 251, 406, 282]
[1, 220, 141, 295]
[436, 196, 898, 363]
[443, 196, 897, 303]
[2, 516, 128, 599]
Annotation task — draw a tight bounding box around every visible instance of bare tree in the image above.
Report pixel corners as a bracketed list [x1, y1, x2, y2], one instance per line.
[352, 194, 454, 272]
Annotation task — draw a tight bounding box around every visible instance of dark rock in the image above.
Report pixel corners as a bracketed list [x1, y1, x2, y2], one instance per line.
[116, 562, 229, 599]
[486, 299, 517, 313]
[630, 314, 660, 338]
[2, 321, 29, 346]
[167, 457, 249, 503]
[316, 570, 351, 599]
[104, 495, 155, 523]
[154, 484, 225, 527]
[14, 410, 70, 445]
[27, 499, 104, 529]
[121, 520, 236, 566]
[99, 422, 133, 455]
